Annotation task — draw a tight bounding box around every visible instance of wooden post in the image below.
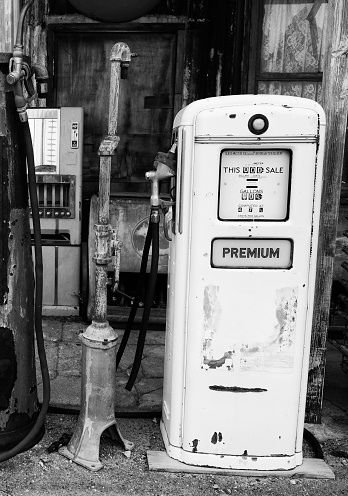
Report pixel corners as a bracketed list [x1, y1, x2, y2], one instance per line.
[306, 0, 348, 423]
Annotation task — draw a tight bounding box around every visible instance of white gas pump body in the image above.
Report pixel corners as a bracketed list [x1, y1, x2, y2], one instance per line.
[160, 95, 325, 471]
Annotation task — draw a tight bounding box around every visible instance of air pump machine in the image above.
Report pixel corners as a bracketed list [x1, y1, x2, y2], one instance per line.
[160, 95, 325, 470]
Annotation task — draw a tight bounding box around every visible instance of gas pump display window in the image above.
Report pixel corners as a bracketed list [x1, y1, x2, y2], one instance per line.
[218, 149, 291, 221]
[28, 110, 60, 174]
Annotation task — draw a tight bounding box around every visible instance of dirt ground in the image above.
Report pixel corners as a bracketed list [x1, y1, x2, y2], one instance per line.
[0, 413, 347, 496]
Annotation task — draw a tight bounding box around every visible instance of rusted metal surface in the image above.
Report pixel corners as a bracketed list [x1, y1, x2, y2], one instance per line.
[0, 59, 39, 449]
[90, 43, 132, 323]
[59, 331, 133, 471]
[59, 43, 134, 470]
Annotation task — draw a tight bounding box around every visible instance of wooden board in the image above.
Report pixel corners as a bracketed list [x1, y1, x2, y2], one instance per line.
[0, 0, 20, 52]
[147, 451, 335, 479]
[54, 31, 176, 181]
[307, 0, 348, 423]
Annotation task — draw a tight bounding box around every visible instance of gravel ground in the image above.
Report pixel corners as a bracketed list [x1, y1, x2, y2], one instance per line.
[0, 414, 347, 496]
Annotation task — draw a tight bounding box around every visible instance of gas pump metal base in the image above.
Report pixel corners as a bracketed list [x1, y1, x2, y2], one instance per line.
[160, 421, 302, 471]
[59, 321, 134, 471]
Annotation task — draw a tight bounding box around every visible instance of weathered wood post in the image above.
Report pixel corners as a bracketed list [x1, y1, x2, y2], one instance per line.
[306, 0, 348, 423]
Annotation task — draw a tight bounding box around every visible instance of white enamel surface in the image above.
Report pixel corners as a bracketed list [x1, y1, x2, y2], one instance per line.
[162, 95, 325, 470]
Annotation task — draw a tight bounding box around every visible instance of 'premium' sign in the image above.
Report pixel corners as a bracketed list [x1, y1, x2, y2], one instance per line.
[211, 238, 293, 268]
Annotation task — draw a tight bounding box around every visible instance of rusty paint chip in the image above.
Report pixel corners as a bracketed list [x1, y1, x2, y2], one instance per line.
[191, 439, 199, 453]
[209, 385, 267, 393]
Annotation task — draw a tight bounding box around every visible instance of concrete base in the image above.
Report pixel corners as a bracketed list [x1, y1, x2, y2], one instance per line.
[42, 305, 79, 316]
[147, 450, 335, 479]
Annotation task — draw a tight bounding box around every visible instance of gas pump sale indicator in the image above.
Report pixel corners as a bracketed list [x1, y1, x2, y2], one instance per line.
[218, 149, 291, 221]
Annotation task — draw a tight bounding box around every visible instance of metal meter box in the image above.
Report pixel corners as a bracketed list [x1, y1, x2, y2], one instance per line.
[28, 107, 83, 315]
[161, 95, 325, 471]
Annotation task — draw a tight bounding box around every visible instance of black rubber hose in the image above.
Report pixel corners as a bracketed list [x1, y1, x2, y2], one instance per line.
[0, 120, 50, 462]
[126, 219, 160, 391]
[116, 221, 152, 369]
[303, 427, 324, 459]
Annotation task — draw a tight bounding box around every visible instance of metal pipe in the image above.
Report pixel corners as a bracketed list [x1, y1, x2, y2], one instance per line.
[59, 42, 134, 471]
[31, 63, 49, 97]
[15, 0, 34, 46]
[91, 42, 131, 325]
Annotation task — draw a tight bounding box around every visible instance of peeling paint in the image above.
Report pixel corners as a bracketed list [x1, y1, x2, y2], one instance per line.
[201, 285, 298, 372]
[215, 51, 223, 97]
[182, 65, 191, 108]
[191, 439, 199, 453]
[209, 385, 267, 393]
[202, 284, 221, 359]
[211, 432, 223, 444]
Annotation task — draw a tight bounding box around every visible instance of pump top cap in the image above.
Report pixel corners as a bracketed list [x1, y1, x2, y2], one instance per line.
[66, 0, 162, 23]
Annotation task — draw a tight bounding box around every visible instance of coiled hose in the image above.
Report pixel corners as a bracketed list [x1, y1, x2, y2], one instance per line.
[0, 120, 50, 462]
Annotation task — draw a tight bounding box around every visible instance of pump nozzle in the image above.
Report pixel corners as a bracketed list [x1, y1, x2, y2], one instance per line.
[156, 142, 177, 174]
[6, 1, 49, 121]
[145, 143, 177, 207]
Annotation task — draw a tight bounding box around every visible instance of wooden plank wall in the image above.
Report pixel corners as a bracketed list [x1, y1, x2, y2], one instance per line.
[23, 0, 238, 195]
[0, 0, 20, 52]
[22, 0, 346, 424]
[53, 30, 178, 184]
[306, 0, 348, 423]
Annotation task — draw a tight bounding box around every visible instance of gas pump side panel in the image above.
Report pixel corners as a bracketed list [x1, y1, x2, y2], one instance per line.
[161, 127, 194, 447]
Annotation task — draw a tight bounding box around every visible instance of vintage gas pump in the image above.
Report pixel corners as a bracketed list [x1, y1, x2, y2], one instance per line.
[0, 0, 50, 460]
[160, 95, 325, 470]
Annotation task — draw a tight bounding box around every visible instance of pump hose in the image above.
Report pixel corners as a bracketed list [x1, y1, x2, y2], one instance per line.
[116, 221, 152, 369]
[303, 427, 324, 459]
[0, 120, 50, 462]
[126, 218, 160, 391]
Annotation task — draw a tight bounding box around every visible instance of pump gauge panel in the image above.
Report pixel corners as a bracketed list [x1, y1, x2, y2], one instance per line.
[218, 149, 291, 221]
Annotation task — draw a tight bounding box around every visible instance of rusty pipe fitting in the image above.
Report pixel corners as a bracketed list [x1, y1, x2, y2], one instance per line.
[32, 63, 49, 97]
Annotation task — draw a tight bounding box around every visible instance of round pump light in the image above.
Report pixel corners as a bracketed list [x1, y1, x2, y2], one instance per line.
[248, 114, 269, 135]
[66, 0, 162, 22]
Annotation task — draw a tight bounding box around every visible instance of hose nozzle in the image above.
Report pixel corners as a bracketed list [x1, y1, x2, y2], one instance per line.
[145, 143, 177, 207]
